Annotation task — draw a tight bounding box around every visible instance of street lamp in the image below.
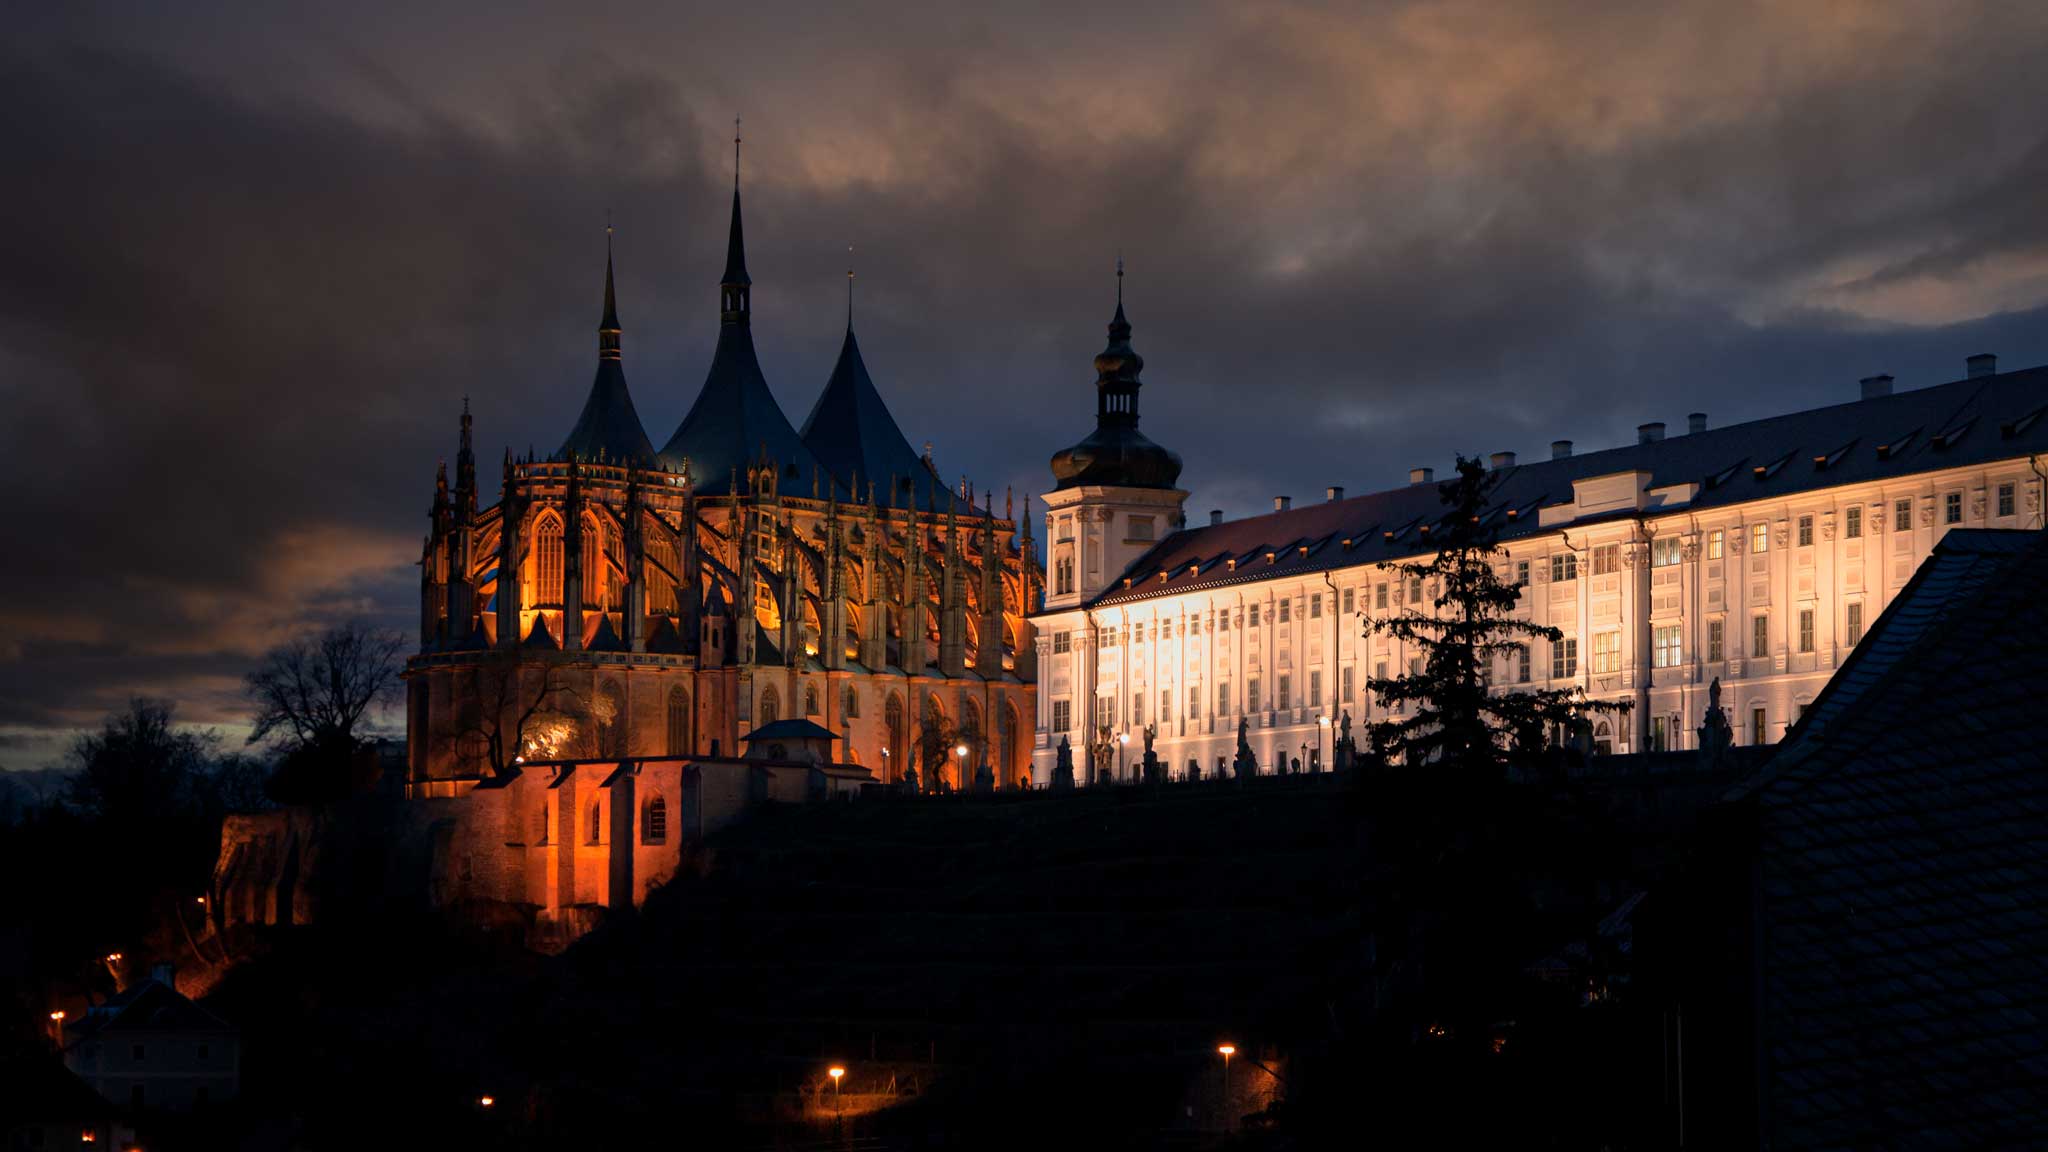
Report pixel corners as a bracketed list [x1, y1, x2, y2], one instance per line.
[478, 1095, 495, 1109]
[1217, 1044, 1236, 1130]
[880, 746, 890, 783]
[954, 743, 968, 789]
[828, 1065, 845, 1113]
[49, 1011, 64, 1045]
[1118, 732, 1129, 782]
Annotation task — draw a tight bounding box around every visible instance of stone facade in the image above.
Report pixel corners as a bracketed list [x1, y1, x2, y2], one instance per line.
[1033, 355, 2048, 781]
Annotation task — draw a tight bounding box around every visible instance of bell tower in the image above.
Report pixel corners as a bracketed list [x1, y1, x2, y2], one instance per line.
[1042, 262, 1187, 608]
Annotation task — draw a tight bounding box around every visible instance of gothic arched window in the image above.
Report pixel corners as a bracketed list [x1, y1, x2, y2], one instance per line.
[760, 686, 780, 726]
[643, 795, 667, 844]
[666, 686, 692, 757]
[536, 515, 565, 606]
[587, 800, 602, 844]
[582, 516, 606, 610]
[843, 684, 860, 719]
[804, 684, 820, 716]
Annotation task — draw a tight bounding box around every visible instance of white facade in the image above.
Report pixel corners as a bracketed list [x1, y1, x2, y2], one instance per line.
[1031, 366, 2048, 783]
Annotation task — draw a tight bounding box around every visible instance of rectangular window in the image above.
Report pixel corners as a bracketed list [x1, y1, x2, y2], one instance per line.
[1651, 538, 1682, 567]
[1845, 602, 1863, 646]
[1654, 625, 1681, 669]
[1191, 617, 1202, 636]
[1342, 588, 1355, 615]
[1516, 559, 1530, 586]
[1409, 656, 1424, 677]
[1650, 714, 1669, 753]
[1409, 576, 1424, 603]
[1374, 660, 1388, 683]
[1310, 594, 1322, 619]
[1707, 530, 1724, 560]
[1217, 682, 1230, 715]
[1248, 678, 1262, 712]
[1309, 670, 1322, 706]
[1798, 608, 1815, 653]
[1052, 699, 1071, 733]
[1552, 636, 1578, 679]
[1751, 523, 1770, 554]
[1159, 689, 1172, 725]
[1277, 675, 1292, 710]
[1279, 600, 1292, 623]
[1517, 645, 1531, 684]
[1128, 516, 1155, 541]
[1945, 492, 1962, 524]
[1052, 631, 1070, 654]
[1552, 553, 1578, 582]
[1133, 623, 1145, 645]
[1797, 515, 1813, 548]
[1096, 695, 1116, 730]
[1188, 685, 1199, 719]
[1708, 619, 1725, 662]
[1593, 544, 1620, 576]
[1375, 583, 1389, 609]
[1751, 706, 1768, 746]
[1249, 605, 1261, 627]
[1132, 693, 1144, 727]
[1752, 614, 1769, 658]
[1160, 620, 1172, 641]
[1998, 483, 2015, 518]
[1845, 505, 1862, 539]
[1895, 498, 1913, 531]
[1101, 627, 1118, 649]
[1342, 666, 1354, 701]
[1592, 631, 1621, 674]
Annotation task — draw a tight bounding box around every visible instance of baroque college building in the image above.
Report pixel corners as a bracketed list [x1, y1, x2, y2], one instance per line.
[384, 163, 1040, 938]
[1030, 303, 2048, 780]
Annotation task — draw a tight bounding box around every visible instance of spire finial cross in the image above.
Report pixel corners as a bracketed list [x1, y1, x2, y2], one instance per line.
[1116, 252, 1124, 305]
[847, 243, 855, 326]
[733, 115, 742, 189]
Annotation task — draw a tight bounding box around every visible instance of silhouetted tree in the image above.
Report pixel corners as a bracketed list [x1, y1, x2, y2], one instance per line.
[1366, 457, 1627, 785]
[246, 621, 403, 801]
[67, 698, 215, 823]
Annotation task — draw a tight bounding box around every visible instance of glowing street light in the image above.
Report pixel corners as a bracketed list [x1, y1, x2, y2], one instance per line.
[828, 1065, 845, 1113]
[1217, 1043, 1236, 1130]
[1118, 731, 1129, 782]
[478, 1095, 495, 1109]
[49, 1010, 64, 1045]
[1317, 714, 1330, 772]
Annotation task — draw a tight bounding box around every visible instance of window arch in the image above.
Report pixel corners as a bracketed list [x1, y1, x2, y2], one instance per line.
[843, 684, 860, 719]
[804, 684, 820, 716]
[759, 686, 780, 726]
[666, 686, 692, 757]
[582, 514, 607, 611]
[643, 795, 667, 844]
[538, 803, 552, 845]
[587, 799, 602, 844]
[536, 515, 565, 606]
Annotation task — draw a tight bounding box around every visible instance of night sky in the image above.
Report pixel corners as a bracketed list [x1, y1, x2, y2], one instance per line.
[5, 1, 2048, 767]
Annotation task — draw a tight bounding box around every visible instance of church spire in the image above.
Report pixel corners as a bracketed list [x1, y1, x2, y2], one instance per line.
[720, 117, 751, 325]
[599, 223, 622, 361]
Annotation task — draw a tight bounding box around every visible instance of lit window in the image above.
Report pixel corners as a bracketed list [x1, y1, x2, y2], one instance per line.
[1651, 538, 1682, 567]
[1654, 625, 1681, 668]
[1998, 483, 2015, 518]
[1895, 498, 1913, 530]
[1592, 631, 1621, 674]
[1650, 715, 1669, 752]
[1707, 530, 1724, 560]
[1052, 699, 1071, 733]
[644, 796, 667, 843]
[1750, 706, 1768, 746]
[1551, 636, 1577, 679]
[1052, 631, 1071, 654]
[1797, 515, 1813, 547]
[1845, 505, 1862, 539]
[1945, 492, 1962, 524]
[1750, 523, 1770, 554]
[1551, 553, 1578, 582]
[536, 516, 566, 605]
[1798, 609, 1814, 653]
[1593, 544, 1620, 576]
[1752, 614, 1769, 658]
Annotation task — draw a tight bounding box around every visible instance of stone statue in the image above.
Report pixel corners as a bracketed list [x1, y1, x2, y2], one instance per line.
[1142, 723, 1156, 757]
[1333, 709, 1358, 771]
[1140, 722, 1163, 785]
[1339, 710, 1352, 745]
[1697, 676, 1734, 761]
[1187, 757, 1201, 783]
[1052, 735, 1077, 791]
[901, 756, 920, 796]
[1231, 717, 1258, 779]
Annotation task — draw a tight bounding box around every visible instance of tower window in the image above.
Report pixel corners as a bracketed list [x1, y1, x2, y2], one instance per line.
[537, 516, 565, 606]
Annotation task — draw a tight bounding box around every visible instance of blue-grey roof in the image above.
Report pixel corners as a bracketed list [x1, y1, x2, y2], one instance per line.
[742, 718, 838, 744]
[658, 323, 839, 493]
[1079, 364, 2048, 609]
[559, 358, 658, 466]
[800, 325, 944, 507]
[1738, 529, 2048, 1148]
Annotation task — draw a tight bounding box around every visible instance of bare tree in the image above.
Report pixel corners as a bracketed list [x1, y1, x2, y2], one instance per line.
[448, 650, 585, 777]
[245, 621, 405, 755]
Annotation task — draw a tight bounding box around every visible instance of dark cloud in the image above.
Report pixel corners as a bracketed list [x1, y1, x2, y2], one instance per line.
[5, 1, 2048, 766]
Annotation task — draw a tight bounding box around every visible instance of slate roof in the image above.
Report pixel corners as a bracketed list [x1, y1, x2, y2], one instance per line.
[1073, 364, 2048, 610]
[799, 325, 947, 509]
[72, 979, 234, 1041]
[1734, 529, 2048, 1148]
[742, 718, 839, 744]
[557, 247, 660, 467]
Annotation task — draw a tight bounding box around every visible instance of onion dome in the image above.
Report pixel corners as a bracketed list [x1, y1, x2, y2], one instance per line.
[1050, 264, 1182, 490]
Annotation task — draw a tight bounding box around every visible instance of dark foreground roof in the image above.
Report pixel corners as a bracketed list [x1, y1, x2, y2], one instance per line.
[741, 718, 839, 744]
[1078, 363, 2048, 609]
[1737, 529, 2048, 1148]
[73, 979, 234, 1041]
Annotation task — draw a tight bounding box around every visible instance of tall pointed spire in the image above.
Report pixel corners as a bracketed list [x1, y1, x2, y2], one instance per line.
[1047, 257, 1182, 492]
[720, 116, 752, 324]
[846, 244, 855, 329]
[600, 223, 622, 361]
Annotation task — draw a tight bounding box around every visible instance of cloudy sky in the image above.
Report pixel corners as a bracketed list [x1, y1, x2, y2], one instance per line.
[4, 0, 2047, 767]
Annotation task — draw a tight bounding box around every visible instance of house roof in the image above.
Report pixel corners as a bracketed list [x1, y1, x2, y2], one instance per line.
[1737, 528, 2048, 1148]
[741, 718, 839, 744]
[1071, 364, 2048, 610]
[73, 979, 234, 1040]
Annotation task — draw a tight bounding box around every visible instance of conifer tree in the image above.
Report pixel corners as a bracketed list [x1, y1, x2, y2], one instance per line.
[1366, 457, 1626, 782]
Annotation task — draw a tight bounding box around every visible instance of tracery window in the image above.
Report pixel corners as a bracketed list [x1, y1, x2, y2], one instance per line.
[666, 687, 692, 756]
[644, 796, 667, 844]
[537, 516, 565, 606]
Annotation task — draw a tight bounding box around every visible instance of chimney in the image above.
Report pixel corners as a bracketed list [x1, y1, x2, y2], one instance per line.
[1209, 509, 1223, 527]
[1967, 352, 1997, 379]
[1859, 374, 1894, 399]
[1688, 412, 1708, 435]
[1551, 440, 1573, 460]
[1325, 486, 1344, 502]
[1638, 422, 1666, 444]
[1488, 451, 1516, 471]
[1274, 496, 1292, 512]
[1408, 467, 1434, 484]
